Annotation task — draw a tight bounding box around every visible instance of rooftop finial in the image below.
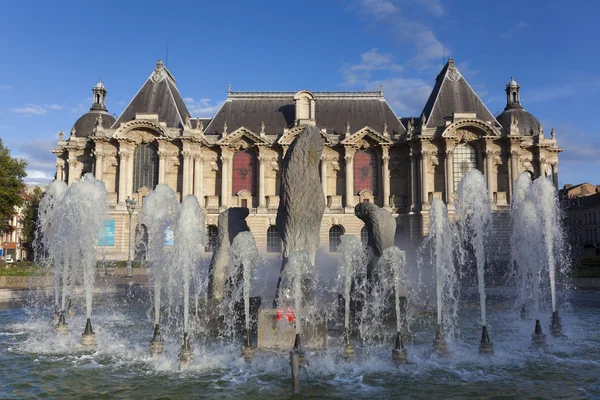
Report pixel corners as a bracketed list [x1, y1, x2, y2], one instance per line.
[380, 83, 384, 96]
[228, 84, 231, 95]
[156, 59, 164, 69]
[58, 130, 64, 140]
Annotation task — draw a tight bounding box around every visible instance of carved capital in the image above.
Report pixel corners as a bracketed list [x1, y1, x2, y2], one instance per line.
[181, 150, 193, 160]
[92, 150, 105, 158]
[118, 150, 130, 161]
[382, 155, 390, 164]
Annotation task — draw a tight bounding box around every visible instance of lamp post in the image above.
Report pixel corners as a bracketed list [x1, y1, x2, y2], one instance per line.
[125, 197, 137, 278]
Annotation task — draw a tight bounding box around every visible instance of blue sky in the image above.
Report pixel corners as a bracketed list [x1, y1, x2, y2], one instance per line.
[1, 0, 598, 186]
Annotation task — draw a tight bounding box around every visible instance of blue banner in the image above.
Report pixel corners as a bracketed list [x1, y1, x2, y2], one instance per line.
[98, 220, 115, 246]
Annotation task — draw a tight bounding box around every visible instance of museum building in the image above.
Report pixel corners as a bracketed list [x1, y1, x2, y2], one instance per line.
[52, 58, 562, 260]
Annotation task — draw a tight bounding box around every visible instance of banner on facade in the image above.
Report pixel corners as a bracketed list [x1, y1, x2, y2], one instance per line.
[98, 220, 115, 246]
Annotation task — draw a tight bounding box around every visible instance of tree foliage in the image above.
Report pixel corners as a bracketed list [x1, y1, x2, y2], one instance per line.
[20, 186, 44, 259]
[0, 138, 27, 232]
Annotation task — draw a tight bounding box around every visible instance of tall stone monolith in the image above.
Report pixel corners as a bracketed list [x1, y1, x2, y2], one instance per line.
[207, 207, 250, 300]
[275, 125, 326, 303]
[354, 202, 396, 280]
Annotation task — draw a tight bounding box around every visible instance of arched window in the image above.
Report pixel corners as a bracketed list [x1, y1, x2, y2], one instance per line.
[133, 144, 159, 192]
[206, 225, 218, 252]
[354, 150, 377, 195]
[453, 143, 477, 191]
[329, 225, 345, 252]
[266, 225, 282, 253]
[232, 150, 257, 195]
[360, 226, 369, 247]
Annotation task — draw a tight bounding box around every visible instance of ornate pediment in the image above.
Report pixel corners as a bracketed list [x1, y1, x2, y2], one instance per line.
[442, 119, 500, 140]
[278, 126, 331, 146]
[340, 126, 394, 147]
[217, 126, 270, 148]
[112, 120, 172, 142]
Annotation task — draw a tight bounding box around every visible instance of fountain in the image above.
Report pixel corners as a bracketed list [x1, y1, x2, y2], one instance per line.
[425, 198, 458, 354]
[336, 234, 369, 359]
[172, 195, 206, 367]
[138, 184, 180, 356]
[34, 180, 67, 325]
[225, 231, 261, 359]
[455, 170, 493, 355]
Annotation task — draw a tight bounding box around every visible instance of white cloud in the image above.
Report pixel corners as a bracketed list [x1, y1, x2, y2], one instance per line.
[12, 139, 57, 185]
[340, 49, 432, 116]
[0, 84, 11, 90]
[341, 48, 403, 85]
[353, 0, 446, 68]
[500, 22, 528, 39]
[184, 97, 224, 118]
[24, 170, 55, 185]
[46, 104, 65, 110]
[10, 105, 48, 116]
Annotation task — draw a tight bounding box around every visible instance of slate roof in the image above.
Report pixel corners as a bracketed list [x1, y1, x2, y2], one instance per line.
[203, 92, 405, 136]
[421, 58, 500, 129]
[112, 60, 191, 129]
[72, 110, 115, 138]
[496, 107, 541, 136]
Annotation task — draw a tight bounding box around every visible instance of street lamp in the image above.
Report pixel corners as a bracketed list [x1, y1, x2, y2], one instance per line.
[125, 197, 137, 278]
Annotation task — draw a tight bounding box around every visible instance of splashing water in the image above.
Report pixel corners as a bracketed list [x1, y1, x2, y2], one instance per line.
[456, 169, 491, 327]
[51, 174, 108, 319]
[173, 195, 206, 335]
[336, 235, 370, 338]
[138, 184, 180, 327]
[279, 251, 312, 335]
[34, 180, 68, 310]
[426, 198, 459, 341]
[225, 231, 261, 340]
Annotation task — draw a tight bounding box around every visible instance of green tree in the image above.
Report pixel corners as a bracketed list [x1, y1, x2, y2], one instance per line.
[0, 138, 27, 233]
[20, 186, 44, 259]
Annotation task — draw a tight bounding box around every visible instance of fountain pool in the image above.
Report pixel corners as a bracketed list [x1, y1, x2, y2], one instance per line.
[1, 291, 599, 398]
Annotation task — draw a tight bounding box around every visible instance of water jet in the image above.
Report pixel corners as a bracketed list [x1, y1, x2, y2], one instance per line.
[149, 324, 164, 356]
[55, 312, 68, 335]
[81, 318, 96, 348]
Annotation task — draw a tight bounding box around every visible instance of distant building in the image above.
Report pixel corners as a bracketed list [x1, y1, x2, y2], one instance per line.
[51, 59, 562, 260]
[1, 191, 31, 261]
[561, 185, 600, 258]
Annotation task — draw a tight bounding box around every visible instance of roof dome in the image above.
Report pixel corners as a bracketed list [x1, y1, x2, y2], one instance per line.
[508, 77, 519, 88]
[71, 111, 115, 138]
[94, 80, 106, 90]
[496, 107, 540, 136]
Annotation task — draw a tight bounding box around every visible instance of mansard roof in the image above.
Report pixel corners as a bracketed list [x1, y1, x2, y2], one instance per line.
[203, 91, 405, 137]
[112, 60, 191, 129]
[421, 58, 500, 129]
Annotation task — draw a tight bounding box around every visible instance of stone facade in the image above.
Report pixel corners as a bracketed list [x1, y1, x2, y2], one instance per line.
[52, 59, 562, 260]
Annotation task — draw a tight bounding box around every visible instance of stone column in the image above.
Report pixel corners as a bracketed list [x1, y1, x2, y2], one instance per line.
[67, 157, 77, 186]
[194, 155, 204, 204]
[509, 148, 519, 198]
[382, 147, 391, 209]
[127, 149, 134, 196]
[56, 160, 65, 181]
[321, 156, 328, 201]
[344, 147, 356, 209]
[258, 155, 266, 208]
[118, 149, 130, 204]
[421, 151, 429, 207]
[158, 150, 167, 184]
[93, 150, 104, 181]
[182, 151, 192, 198]
[409, 148, 417, 209]
[445, 146, 454, 204]
[220, 151, 231, 208]
[485, 149, 494, 205]
[552, 162, 559, 188]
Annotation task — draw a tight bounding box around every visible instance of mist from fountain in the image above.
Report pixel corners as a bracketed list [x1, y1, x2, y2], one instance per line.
[225, 231, 260, 349]
[172, 195, 206, 362]
[138, 184, 180, 353]
[455, 169, 493, 353]
[424, 198, 459, 351]
[34, 180, 68, 315]
[50, 174, 108, 343]
[336, 235, 369, 353]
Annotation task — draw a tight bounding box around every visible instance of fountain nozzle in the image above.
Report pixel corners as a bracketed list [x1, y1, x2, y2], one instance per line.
[532, 319, 547, 347]
[392, 331, 408, 363]
[149, 324, 164, 356]
[550, 311, 565, 338]
[478, 325, 493, 355]
[178, 332, 193, 368]
[433, 324, 448, 354]
[55, 312, 68, 334]
[81, 318, 96, 348]
[241, 327, 255, 361]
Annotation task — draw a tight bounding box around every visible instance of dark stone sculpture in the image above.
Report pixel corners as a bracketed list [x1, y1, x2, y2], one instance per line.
[354, 202, 396, 279]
